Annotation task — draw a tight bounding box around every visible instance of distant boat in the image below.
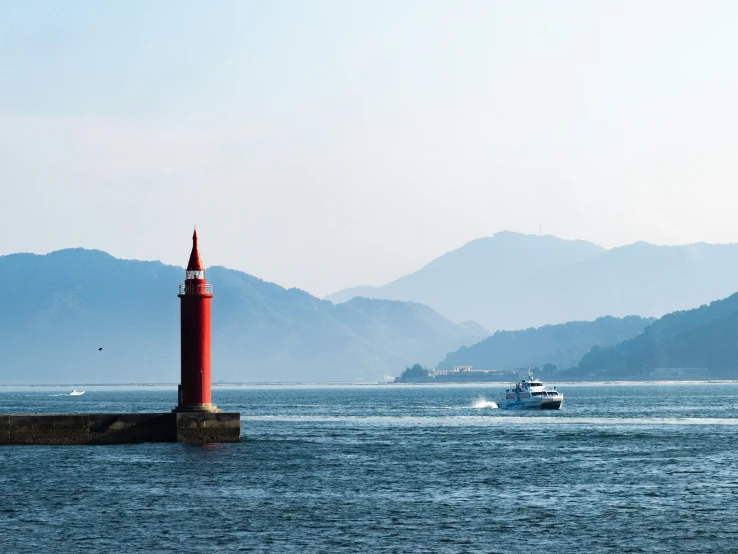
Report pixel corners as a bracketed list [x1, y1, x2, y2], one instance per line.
[69, 389, 85, 396]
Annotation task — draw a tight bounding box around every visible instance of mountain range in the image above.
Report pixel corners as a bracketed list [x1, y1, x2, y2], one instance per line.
[0, 249, 485, 384]
[327, 232, 738, 332]
[5, 232, 738, 384]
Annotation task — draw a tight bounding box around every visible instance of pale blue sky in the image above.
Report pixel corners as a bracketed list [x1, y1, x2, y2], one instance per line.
[2, 1, 738, 296]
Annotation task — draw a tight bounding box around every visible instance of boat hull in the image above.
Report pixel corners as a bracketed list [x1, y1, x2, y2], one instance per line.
[540, 399, 562, 410]
[501, 397, 563, 410]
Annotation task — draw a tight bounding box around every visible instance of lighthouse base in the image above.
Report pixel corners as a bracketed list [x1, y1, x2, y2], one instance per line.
[0, 412, 240, 445]
[173, 403, 221, 413]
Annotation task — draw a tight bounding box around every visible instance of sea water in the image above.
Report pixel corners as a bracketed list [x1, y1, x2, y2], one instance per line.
[1, 383, 737, 553]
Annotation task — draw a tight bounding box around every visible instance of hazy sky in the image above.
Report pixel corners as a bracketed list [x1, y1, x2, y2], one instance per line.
[2, 1, 738, 297]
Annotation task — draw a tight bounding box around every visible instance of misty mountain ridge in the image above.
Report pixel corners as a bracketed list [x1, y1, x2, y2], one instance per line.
[326, 232, 738, 332]
[328, 231, 604, 309]
[0, 248, 486, 384]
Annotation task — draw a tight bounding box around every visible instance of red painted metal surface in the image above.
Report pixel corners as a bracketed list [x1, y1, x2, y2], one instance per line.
[177, 230, 214, 408]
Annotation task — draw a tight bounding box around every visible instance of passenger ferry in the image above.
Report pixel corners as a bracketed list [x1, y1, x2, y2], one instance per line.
[501, 369, 563, 410]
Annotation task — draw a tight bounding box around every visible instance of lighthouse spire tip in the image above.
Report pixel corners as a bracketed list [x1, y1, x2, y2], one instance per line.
[187, 227, 204, 271]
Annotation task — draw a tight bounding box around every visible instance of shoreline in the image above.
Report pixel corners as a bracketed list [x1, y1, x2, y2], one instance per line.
[2, 379, 738, 389]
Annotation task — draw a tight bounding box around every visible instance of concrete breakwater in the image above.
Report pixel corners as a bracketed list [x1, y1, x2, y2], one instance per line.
[0, 412, 240, 445]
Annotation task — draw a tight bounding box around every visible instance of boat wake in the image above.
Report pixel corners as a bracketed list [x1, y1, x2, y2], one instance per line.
[472, 398, 498, 409]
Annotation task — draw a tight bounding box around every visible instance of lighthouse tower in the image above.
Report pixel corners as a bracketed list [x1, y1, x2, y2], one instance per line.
[175, 229, 219, 413]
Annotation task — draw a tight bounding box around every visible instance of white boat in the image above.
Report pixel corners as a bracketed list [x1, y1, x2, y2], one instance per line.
[69, 389, 85, 396]
[501, 369, 562, 410]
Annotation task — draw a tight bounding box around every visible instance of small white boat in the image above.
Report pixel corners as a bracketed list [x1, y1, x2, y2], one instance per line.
[501, 369, 562, 410]
[69, 389, 85, 396]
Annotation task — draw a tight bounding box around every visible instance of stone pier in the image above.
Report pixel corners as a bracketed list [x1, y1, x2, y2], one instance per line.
[0, 412, 240, 445]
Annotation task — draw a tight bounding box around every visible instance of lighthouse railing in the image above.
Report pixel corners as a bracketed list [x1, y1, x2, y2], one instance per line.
[179, 283, 213, 295]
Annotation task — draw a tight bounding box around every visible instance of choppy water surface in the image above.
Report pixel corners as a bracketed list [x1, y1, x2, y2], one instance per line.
[1, 383, 738, 553]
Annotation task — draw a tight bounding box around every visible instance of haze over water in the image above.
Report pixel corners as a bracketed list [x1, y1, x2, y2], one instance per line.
[2, 383, 737, 552]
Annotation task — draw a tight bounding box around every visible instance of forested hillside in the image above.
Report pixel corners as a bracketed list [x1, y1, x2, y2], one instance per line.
[438, 316, 653, 372]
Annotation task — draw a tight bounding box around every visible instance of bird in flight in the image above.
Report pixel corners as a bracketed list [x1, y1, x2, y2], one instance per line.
[98, 348, 103, 351]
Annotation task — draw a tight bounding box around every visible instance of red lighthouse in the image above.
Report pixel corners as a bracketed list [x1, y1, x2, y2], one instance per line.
[175, 229, 219, 413]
